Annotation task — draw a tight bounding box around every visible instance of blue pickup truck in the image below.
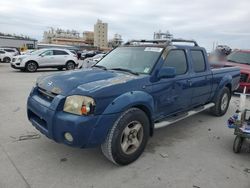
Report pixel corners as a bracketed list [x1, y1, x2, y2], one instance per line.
[27, 39, 240, 165]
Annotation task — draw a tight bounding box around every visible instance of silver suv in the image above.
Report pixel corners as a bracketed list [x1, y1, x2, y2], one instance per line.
[11, 48, 78, 72]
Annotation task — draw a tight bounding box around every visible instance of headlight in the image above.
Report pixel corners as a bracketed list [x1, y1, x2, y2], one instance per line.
[63, 95, 95, 115]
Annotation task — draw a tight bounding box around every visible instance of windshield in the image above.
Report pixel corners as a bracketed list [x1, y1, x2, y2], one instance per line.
[30, 49, 46, 55]
[96, 47, 163, 74]
[227, 51, 250, 64]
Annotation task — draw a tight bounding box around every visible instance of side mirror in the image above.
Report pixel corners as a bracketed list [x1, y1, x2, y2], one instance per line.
[40, 54, 44, 57]
[158, 67, 176, 79]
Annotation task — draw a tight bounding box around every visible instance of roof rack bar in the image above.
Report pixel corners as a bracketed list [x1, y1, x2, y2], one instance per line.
[124, 38, 199, 46]
[171, 39, 198, 46]
[124, 39, 170, 45]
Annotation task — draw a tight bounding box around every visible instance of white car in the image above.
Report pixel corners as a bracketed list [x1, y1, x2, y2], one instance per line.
[0, 48, 19, 56]
[11, 48, 78, 72]
[79, 53, 106, 69]
[0, 50, 13, 63]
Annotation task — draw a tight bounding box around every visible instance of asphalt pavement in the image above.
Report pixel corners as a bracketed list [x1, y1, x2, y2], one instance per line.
[0, 63, 249, 188]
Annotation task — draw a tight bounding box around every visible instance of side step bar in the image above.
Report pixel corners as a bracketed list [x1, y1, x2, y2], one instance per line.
[154, 103, 215, 129]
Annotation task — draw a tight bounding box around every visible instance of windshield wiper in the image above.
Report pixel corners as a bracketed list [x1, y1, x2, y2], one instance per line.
[92, 65, 107, 70]
[109, 68, 139, 76]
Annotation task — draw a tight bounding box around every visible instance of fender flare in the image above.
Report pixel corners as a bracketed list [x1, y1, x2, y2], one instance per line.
[212, 74, 232, 101]
[102, 91, 155, 135]
[102, 90, 154, 115]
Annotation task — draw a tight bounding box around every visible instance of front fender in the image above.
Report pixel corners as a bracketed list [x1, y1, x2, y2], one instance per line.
[102, 91, 154, 116]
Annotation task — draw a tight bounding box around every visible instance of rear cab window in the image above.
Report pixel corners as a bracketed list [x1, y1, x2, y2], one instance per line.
[163, 49, 188, 75]
[191, 50, 206, 72]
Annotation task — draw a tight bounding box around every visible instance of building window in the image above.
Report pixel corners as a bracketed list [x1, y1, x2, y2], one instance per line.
[26, 44, 34, 49]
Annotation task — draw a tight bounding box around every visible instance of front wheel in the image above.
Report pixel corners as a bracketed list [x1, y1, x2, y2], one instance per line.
[65, 61, 75, 70]
[25, 61, 38, 72]
[101, 108, 150, 165]
[210, 87, 231, 116]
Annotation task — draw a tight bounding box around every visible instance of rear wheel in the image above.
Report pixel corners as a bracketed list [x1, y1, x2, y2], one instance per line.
[210, 87, 231, 116]
[25, 61, 38, 72]
[66, 61, 75, 70]
[3, 57, 11, 63]
[101, 108, 150, 165]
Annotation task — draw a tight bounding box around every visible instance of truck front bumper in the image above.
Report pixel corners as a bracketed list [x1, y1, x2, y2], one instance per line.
[27, 91, 121, 148]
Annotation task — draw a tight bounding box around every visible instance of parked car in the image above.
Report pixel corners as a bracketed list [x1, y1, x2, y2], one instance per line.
[214, 50, 250, 92]
[0, 48, 20, 56]
[81, 50, 100, 60]
[78, 53, 106, 68]
[27, 39, 240, 165]
[0, 50, 13, 63]
[11, 48, 78, 72]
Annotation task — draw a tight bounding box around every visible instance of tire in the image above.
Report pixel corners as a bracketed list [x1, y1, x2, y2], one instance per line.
[233, 136, 243, 153]
[25, 61, 38, 72]
[66, 61, 75, 70]
[210, 87, 231, 116]
[3, 57, 11, 63]
[101, 108, 150, 165]
[57, 67, 63, 71]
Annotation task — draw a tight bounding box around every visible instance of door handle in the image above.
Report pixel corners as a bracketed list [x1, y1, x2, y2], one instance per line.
[187, 80, 192, 86]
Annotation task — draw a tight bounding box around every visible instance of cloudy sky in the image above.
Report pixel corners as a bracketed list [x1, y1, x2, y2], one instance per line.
[0, 0, 249, 51]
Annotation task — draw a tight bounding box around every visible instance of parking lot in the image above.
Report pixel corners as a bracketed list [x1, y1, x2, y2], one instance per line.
[0, 63, 249, 188]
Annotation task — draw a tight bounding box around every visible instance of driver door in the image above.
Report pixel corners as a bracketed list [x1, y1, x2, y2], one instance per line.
[151, 49, 192, 118]
[38, 50, 54, 67]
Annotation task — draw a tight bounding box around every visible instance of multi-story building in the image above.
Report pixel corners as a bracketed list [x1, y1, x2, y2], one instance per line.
[42, 28, 89, 46]
[94, 19, 108, 49]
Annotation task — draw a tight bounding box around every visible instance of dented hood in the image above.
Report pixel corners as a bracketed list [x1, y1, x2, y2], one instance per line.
[37, 68, 137, 95]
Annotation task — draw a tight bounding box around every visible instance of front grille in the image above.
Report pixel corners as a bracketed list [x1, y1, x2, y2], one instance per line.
[240, 73, 248, 83]
[37, 87, 57, 102]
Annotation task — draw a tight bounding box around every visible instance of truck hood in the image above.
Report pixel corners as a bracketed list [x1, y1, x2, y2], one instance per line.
[37, 69, 137, 95]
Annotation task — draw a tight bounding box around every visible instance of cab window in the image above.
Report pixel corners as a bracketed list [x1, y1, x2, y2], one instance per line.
[163, 50, 187, 75]
[191, 50, 206, 72]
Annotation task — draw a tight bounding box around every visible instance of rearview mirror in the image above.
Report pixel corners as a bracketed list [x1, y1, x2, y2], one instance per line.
[158, 67, 176, 79]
